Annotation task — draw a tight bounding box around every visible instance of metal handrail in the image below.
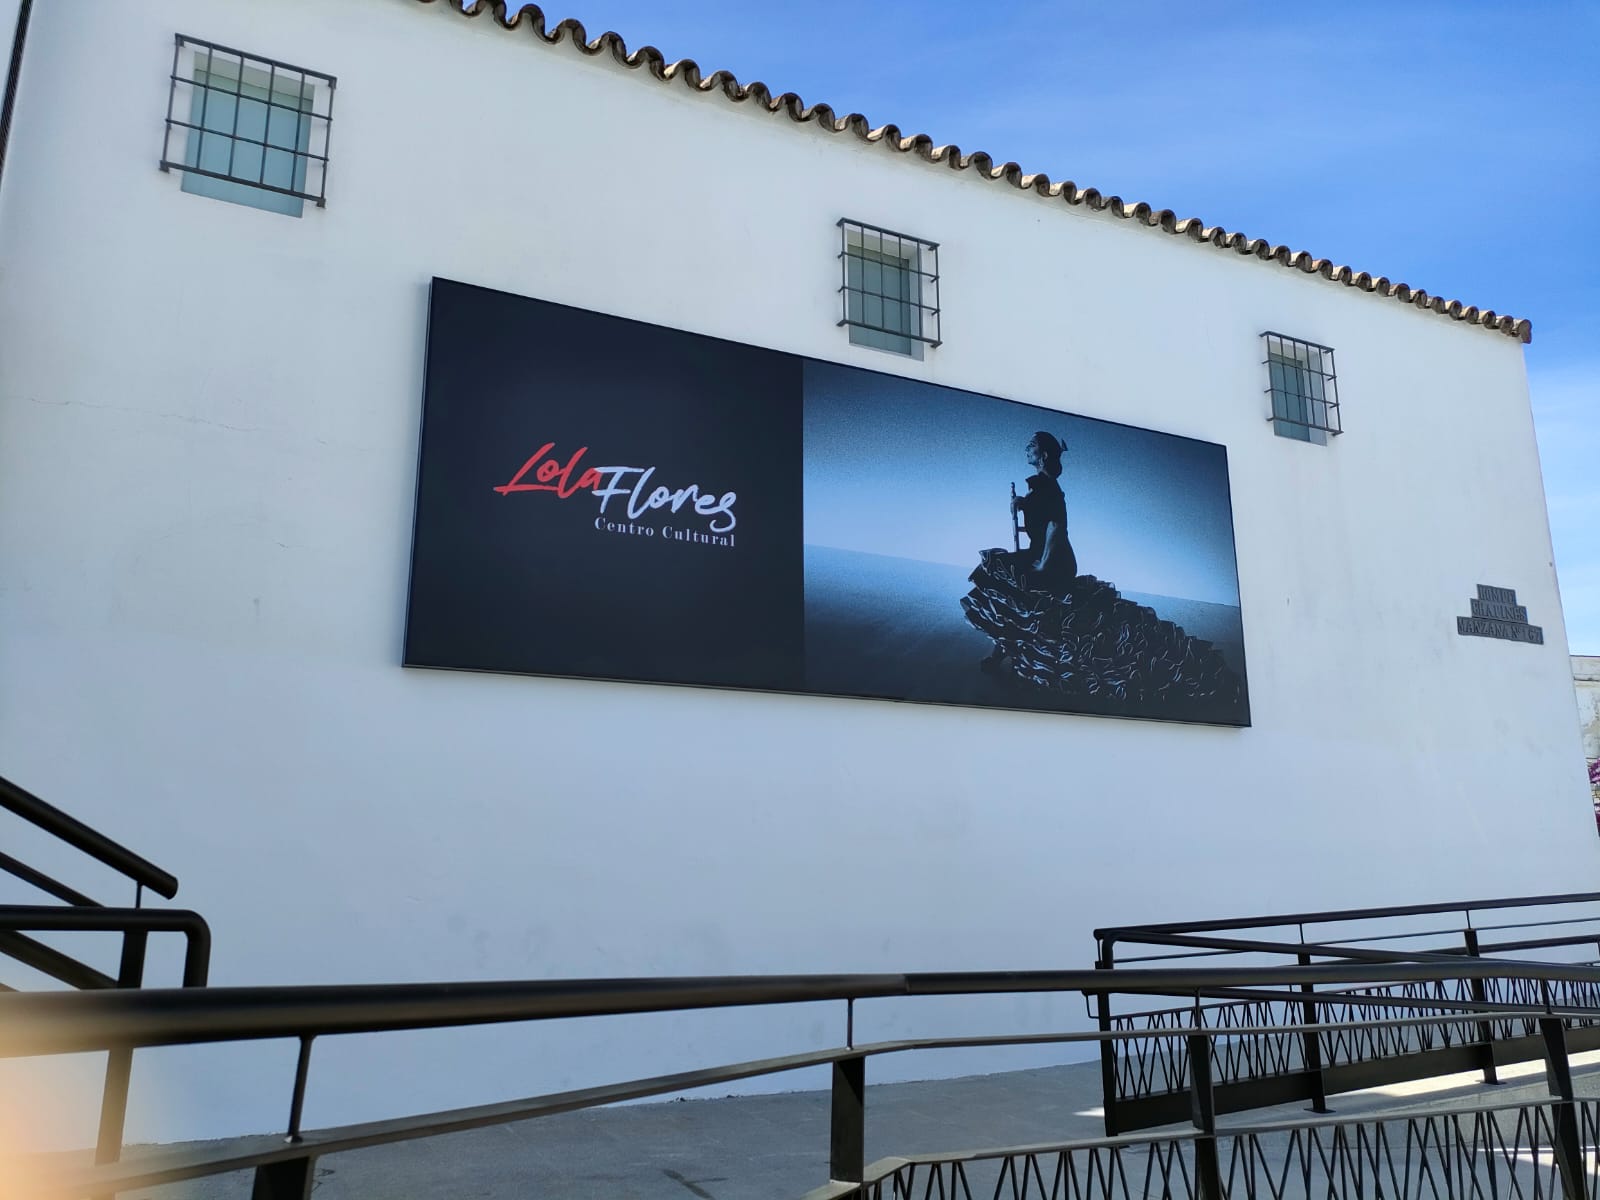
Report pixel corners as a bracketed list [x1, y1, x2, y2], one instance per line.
[0, 930, 118, 989]
[10, 995, 1596, 1057]
[1093, 928, 1488, 966]
[12, 958, 1600, 1199]
[0, 905, 210, 990]
[34, 1016, 1600, 1200]
[0, 846, 97, 906]
[1094, 891, 1600, 941]
[8, 958, 1600, 1057]
[0, 775, 200, 1172]
[0, 773, 179, 899]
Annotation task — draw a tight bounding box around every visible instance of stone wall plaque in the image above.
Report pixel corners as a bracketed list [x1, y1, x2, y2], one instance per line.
[1457, 585, 1543, 644]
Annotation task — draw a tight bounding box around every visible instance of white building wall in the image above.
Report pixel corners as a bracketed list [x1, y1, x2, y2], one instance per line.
[0, 0, 1594, 1146]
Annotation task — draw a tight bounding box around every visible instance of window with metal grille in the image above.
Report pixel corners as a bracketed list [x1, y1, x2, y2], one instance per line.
[160, 35, 335, 218]
[837, 220, 941, 358]
[1262, 331, 1340, 443]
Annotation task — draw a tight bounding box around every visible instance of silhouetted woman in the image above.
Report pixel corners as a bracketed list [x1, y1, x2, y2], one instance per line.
[965, 431, 1079, 677]
[962, 429, 1240, 712]
[1010, 431, 1076, 590]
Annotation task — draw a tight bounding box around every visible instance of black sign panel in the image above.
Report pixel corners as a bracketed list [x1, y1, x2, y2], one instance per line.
[406, 281, 803, 690]
[406, 279, 1251, 726]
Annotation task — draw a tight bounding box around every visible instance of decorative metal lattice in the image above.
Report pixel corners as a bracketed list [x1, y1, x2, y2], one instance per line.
[160, 34, 336, 207]
[1110, 975, 1600, 1104]
[846, 1101, 1592, 1200]
[1263, 330, 1341, 438]
[837, 219, 942, 349]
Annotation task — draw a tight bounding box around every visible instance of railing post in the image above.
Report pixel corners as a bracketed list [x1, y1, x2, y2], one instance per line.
[1187, 1033, 1225, 1200]
[252, 1037, 319, 1198]
[1463, 929, 1499, 1084]
[830, 1054, 865, 1184]
[252, 1157, 316, 1200]
[1296, 951, 1329, 1114]
[1539, 1017, 1586, 1200]
[93, 929, 147, 1167]
[1095, 937, 1120, 1137]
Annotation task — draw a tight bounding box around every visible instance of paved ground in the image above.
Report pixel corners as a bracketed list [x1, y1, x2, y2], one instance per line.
[49, 1051, 1599, 1199]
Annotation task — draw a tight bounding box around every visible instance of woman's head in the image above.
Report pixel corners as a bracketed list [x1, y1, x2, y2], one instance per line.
[1026, 432, 1065, 478]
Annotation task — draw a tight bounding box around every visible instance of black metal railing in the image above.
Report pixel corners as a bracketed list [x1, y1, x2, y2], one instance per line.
[818, 1088, 1594, 1200]
[10, 959, 1600, 1198]
[0, 774, 180, 904]
[7, 783, 1600, 1200]
[0, 771, 209, 1169]
[1092, 893, 1600, 1134]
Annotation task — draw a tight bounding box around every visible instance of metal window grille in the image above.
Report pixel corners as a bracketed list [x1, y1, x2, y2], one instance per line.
[837, 219, 941, 350]
[160, 35, 336, 208]
[1262, 331, 1340, 440]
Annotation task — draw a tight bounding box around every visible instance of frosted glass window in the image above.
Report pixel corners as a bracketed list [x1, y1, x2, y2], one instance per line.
[182, 65, 314, 217]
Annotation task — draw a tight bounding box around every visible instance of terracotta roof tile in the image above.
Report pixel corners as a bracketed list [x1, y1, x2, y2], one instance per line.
[416, 0, 1533, 344]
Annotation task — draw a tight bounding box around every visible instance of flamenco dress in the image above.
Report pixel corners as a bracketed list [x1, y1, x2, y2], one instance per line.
[961, 475, 1240, 707]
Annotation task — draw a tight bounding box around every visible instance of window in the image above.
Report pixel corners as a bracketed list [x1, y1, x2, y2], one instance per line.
[1262, 331, 1340, 443]
[161, 35, 335, 217]
[837, 220, 940, 358]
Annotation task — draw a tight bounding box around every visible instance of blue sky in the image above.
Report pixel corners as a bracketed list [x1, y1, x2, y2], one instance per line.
[525, 0, 1598, 650]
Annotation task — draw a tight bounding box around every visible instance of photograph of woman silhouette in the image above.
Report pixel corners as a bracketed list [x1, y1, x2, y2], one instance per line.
[962, 429, 1240, 708]
[1009, 431, 1077, 584]
[803, 360, 1248, 725]
[973, 431, 1077, 677]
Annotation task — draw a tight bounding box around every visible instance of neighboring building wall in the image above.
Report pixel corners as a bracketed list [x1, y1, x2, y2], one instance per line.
[1577, 657, 1600, 822]
[0, 0, 1594, 1145]
[1578, 658, 1600, 757]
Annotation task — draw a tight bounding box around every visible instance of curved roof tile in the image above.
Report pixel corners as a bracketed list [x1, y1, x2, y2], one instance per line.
[416, 0, 1533, 344]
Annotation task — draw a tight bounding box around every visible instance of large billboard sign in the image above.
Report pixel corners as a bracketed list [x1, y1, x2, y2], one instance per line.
[405, 279, 1250, 726]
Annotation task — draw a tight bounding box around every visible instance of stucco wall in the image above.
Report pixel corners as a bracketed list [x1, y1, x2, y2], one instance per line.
[0, 0, 1593, 1147]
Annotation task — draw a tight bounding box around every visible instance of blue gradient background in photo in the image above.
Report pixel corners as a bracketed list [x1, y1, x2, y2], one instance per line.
[802, 361, 1242, 606]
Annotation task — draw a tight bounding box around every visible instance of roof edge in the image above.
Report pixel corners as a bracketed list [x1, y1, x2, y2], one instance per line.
[414, 0, 1533, 345]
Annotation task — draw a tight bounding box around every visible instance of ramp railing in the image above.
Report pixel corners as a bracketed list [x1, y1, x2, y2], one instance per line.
[1092, 893, 1600, 1133]
[8, 958, 1600, 1198]
[0, 772, 210, 1168]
